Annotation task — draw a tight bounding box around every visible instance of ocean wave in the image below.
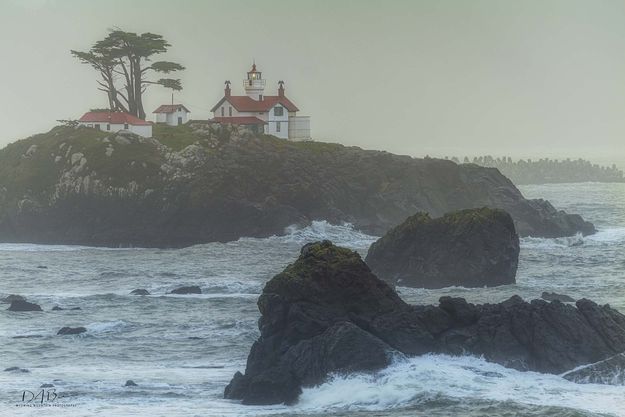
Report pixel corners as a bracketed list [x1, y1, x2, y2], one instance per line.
[521, 233, 585, 249]
[295, 355, 625, 416]
[522, 227, 625, 250]
[264, 221, 379, 249]
[86, 320, 130, 335]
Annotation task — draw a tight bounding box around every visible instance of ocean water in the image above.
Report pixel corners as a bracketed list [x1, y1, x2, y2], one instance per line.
[0, 182, 624, 417]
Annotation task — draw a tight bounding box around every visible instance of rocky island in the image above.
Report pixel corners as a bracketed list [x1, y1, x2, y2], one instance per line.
[0, 123, 595, 247]
[226, 241, 625, 405]
[365, 208, 520, 288]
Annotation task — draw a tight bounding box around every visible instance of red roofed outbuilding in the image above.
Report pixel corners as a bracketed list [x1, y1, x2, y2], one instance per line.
[77, 111, 153, 137]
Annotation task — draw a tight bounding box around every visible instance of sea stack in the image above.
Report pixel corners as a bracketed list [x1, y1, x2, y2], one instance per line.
[226, 241, 625, 405]
[365, 208, 520, 288]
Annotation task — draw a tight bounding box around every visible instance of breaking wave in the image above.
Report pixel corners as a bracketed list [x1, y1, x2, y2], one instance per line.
[295, 355, 625, 416]
[277, 221, 379, 248]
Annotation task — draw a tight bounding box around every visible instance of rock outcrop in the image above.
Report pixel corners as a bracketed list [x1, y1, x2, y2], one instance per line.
[2, 294, 25, 303]
[0, 124, 594, 247]
[57, 327, 87, 335]
[8, 300, 42, 312]
[226, 241, 625, 405]
[130, 289, 150, 295]
[365, 208, 519, 288]
[542, 291, 575, 303]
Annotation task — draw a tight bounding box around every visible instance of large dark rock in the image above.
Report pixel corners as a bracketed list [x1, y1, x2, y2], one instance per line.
[130, 289, 150, 295]
[365, 208, 519, 288]
[8, 299, 42, 312]
[0, 125, 594, 248]
[169, 286, 201, 295]
[227, 241, 625, 405]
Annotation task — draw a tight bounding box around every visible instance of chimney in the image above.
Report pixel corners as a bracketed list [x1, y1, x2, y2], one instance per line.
[278, 80, 285, 97]
[224, 80, 231, 97]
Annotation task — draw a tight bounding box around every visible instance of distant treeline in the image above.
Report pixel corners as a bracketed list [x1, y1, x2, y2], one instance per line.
[444, 156, 625, 185]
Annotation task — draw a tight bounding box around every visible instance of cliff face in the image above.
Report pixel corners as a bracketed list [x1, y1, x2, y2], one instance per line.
[0, 123, 595, 247]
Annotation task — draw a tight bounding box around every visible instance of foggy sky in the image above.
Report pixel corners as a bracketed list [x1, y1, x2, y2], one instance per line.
[1, 0, 624, 165]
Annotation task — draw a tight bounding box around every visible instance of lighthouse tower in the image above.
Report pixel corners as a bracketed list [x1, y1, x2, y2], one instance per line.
[244, 62, 266, 101]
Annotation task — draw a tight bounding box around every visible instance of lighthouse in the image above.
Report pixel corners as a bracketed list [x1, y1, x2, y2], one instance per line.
[210, 62, 311, 140]
[244, 63, 266, 101]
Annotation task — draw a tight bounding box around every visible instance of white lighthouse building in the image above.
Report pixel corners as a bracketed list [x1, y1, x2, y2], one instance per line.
[210, 63, 311, 140]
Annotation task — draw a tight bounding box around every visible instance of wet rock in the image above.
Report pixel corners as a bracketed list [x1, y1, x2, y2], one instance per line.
[541, 292, 575, 303]
[40, 384, 54, 388]
[37, 265, 48, 269]
[57, 327, 87, 335]
[365, 208, 519, 288]
[169, 286, 201, 295]
[124, 380, 138, 387]
[8, 300, 43, 312]
[130, 289, 150, 295]
[4, 367, 29, 373]
[227, 241, 625, 405]
[52, 306, 82, 311]
[2, 294, 25, 303]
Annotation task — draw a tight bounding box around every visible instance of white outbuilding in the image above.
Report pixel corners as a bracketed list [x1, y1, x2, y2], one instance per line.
[77, 111, 153, 137]
[153, 104, 191, 126]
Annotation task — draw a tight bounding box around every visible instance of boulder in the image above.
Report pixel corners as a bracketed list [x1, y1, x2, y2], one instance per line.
[365, 208, 520, 288]
[4, 367, 29, 373]
[227, 241, 625, 405]
[130, 289, 150, 295]
[8, 300, 43, 312]
[169, 286, 201, 295]
[2, 294, 25, 303]
[124, 380, 138, 387]
[57, 327, 87, 335]
[541, 292, 575, 302]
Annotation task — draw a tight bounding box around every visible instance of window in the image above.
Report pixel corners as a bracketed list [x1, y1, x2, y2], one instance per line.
[95, 124, 101, 130]
[276, 121, 281, 132]
[229, 107, 233, 117]
[106, 124, 111, 131]
[87, 124, 93, 128]
[124, 123, 129, 129]
[221, 107, 224, 117]
[274, 106, 284, 116]
[259, 94, 263, 101]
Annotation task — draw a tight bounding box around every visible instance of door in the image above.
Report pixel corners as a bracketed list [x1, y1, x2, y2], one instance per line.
[178, 117, 182, 126]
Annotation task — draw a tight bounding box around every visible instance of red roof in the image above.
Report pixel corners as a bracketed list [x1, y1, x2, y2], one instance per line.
[78, 111, 152, 126]
[153, 104, 190, 114]
[210, 95, 299, 113]
[210, 117, 267, 125]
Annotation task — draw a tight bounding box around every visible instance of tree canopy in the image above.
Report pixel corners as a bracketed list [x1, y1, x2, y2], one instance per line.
[71, 29, 185, 119]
